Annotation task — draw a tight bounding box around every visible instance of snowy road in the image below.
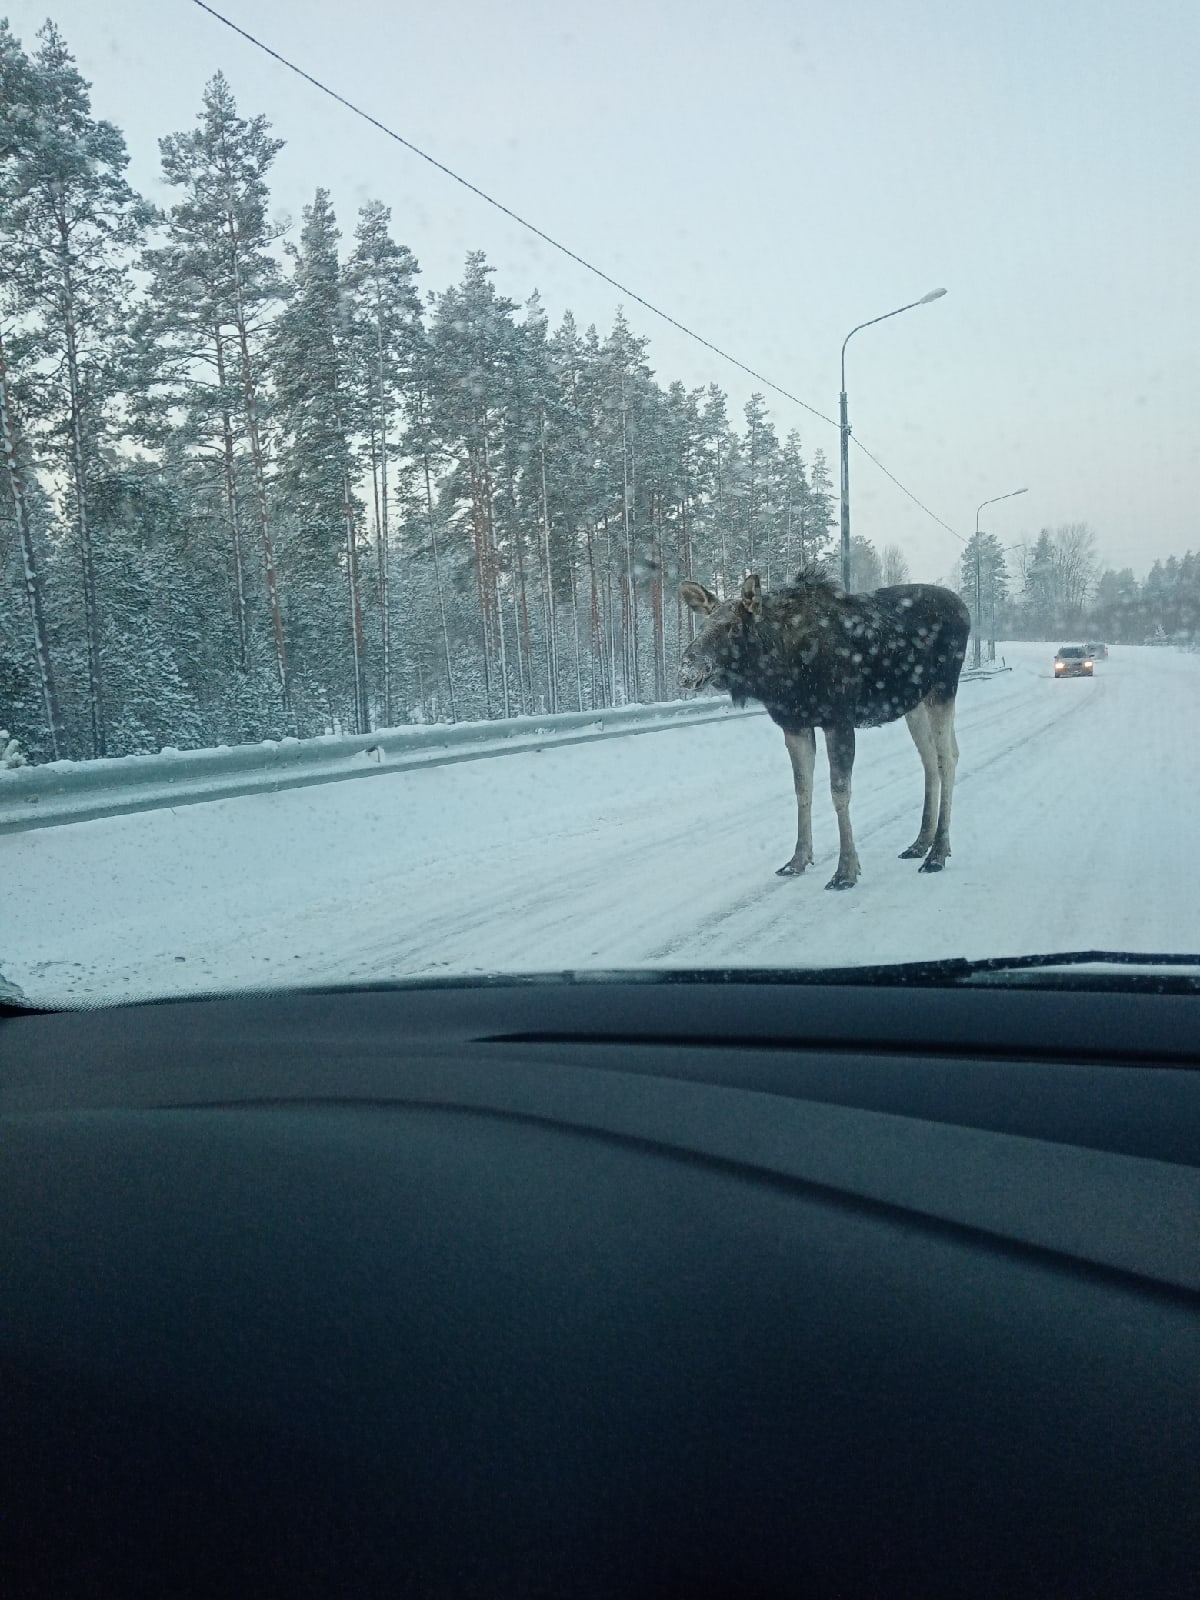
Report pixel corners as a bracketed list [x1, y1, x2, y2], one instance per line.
[6, 642, 1199, 1006]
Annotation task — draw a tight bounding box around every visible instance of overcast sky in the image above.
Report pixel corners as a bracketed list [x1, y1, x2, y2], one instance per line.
[6, 0, 1198, 582]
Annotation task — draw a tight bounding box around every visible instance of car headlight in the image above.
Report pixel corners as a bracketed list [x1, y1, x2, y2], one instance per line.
[1084, 660, 1093, 668]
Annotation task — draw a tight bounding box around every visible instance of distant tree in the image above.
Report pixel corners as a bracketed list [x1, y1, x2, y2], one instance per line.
[881, 543, 910, 585]
[959, 533, 1009, 638]
[1053, 522, 1098, 618]
[737, 393, 779, 581]
[1093, 567, 1139, 610]
[697, 384, 735, 591]
[1021, 529, 1058, 634]
[806, 450, 837, 562]
[1122, 551, 1199, 643]
[1087, 566, 1143, 645]
[849, 535, 882, 592]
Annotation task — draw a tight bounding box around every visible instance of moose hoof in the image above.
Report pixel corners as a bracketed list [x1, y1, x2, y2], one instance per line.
[825, 873, 858, 891]
[898, 843, 928, 859]
[776, 855, 813, 877]
[918, 857, 946, 873]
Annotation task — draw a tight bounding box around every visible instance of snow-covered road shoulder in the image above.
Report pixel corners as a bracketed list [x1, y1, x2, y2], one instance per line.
[0, 697, 758, 834]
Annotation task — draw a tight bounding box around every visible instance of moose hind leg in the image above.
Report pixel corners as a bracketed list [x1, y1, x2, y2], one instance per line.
[899, 702, 939, 858]
[920, 697, 958, 872]
[824, 724, 860, 889]
[777, 728, 817, 875]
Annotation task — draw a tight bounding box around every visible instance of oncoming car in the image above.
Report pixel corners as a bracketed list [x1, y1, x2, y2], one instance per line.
[1054, 645, 1094, 677]
[1086, 641, 1110, 659]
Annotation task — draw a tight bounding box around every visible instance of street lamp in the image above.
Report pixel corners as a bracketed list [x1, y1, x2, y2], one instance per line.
[973, 488, 1028, 667]
[839, 287, 946, 590]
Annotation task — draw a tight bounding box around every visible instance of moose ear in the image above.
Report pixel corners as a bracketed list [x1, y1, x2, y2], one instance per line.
[681, 581, 718, 616]
[740, 573, 762, 615]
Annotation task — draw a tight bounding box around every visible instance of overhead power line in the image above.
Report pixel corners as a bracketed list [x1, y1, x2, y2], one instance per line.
[190, 0, 965, 545]
[190, 3, 833, 428]
[852, 440, 966, 544]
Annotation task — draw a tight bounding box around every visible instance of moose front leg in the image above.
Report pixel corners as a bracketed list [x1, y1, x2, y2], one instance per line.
[918, 697, 959, 872]
[899, 702, 939, 858]
[824, 723, 861, 889]
[776, 727, 816, 876]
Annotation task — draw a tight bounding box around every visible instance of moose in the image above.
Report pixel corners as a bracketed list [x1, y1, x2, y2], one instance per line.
[679, 570, 971, 888]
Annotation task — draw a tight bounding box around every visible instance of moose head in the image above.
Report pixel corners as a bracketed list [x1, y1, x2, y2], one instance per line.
[678, 574, 764, 692]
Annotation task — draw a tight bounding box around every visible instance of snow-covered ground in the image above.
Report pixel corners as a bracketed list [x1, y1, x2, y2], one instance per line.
[5, 642, 1199, 1006]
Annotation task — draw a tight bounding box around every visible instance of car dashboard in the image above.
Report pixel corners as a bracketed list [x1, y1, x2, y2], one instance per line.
[2, 976, 1197, 1598]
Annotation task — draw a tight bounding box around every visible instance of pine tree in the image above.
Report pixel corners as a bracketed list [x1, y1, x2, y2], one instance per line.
[517, 300, 562, 711]
[0, 319, 65, 759]
[959, 533, 1009, 635]
[273, 189, 368, 733]
[0, 25, 65, 758]
[1024, 529, 1057, 634]
[545, 314, 610, 704]
[738, 394, 781, 582]
[490, 293, 555, 715]
[1, 21, 151, 755]
[345, 201, 422, 726]
[398, 321, 459, 721]
[88, 466, 208, 754]
[154, 74, 290, 708]
[657, 381, 706, 680]
[775, 432, 809, 577]
[547, 311, 608, 708]
[689, 386, 728, 595]
[428, 253, 525, 717]
[805, 449, 838, 570]
[595, 310, 657, 701]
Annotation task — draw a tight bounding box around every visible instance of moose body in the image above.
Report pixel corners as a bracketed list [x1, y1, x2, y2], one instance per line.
[679, 572, 971, 887]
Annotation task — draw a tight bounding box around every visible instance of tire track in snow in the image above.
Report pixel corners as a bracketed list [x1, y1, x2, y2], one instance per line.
[321, 662, 1103, 982]
[643, 668, 1108, 967]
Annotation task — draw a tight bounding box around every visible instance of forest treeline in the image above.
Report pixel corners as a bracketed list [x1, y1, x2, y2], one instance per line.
[2, 22, 1193, 762]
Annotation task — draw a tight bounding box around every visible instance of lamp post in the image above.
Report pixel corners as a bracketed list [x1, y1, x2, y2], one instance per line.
[973, 489, 1027, 667]
[839, 287, 946, 590]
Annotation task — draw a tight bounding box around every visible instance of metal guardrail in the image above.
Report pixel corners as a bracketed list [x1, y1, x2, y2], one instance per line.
[0, 696, 760, 834]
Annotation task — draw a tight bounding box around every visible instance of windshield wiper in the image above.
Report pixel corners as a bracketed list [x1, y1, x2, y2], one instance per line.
[931, 950, 1200, 990]
[7, 955, 1199, 1017]
[310, 955, 1200, 996]
[650, 952, 1200, 991]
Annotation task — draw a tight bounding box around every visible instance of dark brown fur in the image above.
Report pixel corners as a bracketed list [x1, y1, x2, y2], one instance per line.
[680, 571, 970, 886]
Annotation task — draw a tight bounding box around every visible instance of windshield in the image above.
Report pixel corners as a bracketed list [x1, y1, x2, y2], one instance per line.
[2, 1, 1198, 1008]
